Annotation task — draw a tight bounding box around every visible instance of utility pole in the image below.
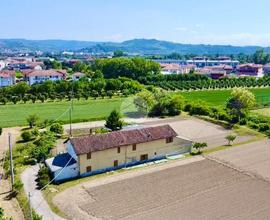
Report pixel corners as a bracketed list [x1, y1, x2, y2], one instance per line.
[28, 192, 33, 220]
[8, 133, 14, 189]
[69, 107, 72, 137]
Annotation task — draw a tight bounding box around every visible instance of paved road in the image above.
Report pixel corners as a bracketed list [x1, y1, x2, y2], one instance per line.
[63, 117, 166, 132]
[21, 165, 64, 220]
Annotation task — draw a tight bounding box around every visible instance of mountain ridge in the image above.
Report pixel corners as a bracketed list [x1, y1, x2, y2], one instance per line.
[0, 38, 269, 55]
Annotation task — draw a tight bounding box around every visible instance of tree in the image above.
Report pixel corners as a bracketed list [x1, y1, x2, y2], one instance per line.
[26, 114, 39, 128]
[50, 123, 64, 135]
[225, 134, 236, 146]
[192, 142, 208, 154]
[113, 50, 124, 57]
[105, 110, 123, 131]
[134, 90, 156, 115]
[226, 88, 256, 123]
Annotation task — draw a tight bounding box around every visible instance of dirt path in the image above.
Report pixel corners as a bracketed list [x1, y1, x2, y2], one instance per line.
[0, 127, 24, 220]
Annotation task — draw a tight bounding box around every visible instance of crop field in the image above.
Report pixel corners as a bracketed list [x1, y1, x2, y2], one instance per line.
[0, 97, 136, 128]
[54, 159, 270, 220]
[180, 87, 270, 106]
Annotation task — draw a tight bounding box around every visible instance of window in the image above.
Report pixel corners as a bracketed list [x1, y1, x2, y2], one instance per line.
[132, 144, 136, 151]
[114, 160, 118, 167]
[166, 137, 173, 143]
[87, 153, 91, 159]
[117, 147, 121, 153]
[140, 154, 148, 161]
[86, 166, 92, 173]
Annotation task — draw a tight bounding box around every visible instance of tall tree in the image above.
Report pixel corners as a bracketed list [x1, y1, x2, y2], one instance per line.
[105, 110, 123, 131]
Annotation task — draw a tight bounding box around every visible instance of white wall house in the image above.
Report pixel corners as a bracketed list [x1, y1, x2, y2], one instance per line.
[24, 69, 67, 85]
[0, 71, 15, 87]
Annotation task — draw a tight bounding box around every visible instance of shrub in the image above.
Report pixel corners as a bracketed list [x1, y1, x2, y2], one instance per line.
[247, 121, 259, 130]
[49, 123, 64, 135]
[21, 131, 32, 142]
[189, 103, 210, 116]
[37, 166, 50, 188]
[258, 123, 270, 132]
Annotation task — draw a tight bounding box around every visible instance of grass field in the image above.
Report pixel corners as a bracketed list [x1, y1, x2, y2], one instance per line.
[180, 87, 270, 106]
[0, 97, 136, 128]
[1, 88, 270, 128]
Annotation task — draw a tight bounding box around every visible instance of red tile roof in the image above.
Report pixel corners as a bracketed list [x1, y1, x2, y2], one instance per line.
[23, 69, 67, 77]
[70, 125, 177, 155]
[0, 70, 16, 78]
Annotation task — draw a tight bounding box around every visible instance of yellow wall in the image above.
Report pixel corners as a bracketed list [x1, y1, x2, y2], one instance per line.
[77, 137, 192, 175]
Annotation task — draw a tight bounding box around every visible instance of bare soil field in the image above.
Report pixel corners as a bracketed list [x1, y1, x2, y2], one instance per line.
[210, 139, 270, 180]
[54, 159, 270, 220]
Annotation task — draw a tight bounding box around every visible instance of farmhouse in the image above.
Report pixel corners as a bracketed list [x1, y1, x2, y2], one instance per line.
[23, 69, 67, 85]
[46, 125, 192, 182]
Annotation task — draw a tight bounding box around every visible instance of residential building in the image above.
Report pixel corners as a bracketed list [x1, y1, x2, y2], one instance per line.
[23, 69, 67, 85]
[0, 70, 16, 87]
[196, 64, 233, 79]
[161, 63, 195, 74]
[72, 72, 85, 81]
[186, 57, 239, 68]
[236, 64, 264, 77]
[46, 125, 192, 182]
[263, 64, 270, 75]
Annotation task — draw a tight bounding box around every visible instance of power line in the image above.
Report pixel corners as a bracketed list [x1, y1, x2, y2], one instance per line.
[32, 156, 74, 211]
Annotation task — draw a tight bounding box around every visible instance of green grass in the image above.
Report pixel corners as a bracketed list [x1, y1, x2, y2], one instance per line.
[0, 97, 137, 128]
[1, 87, 270, 128]
[179, 87, 270, 106]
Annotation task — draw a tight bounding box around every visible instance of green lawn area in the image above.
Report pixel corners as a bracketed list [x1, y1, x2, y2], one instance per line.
[1, 88, 270, 128]
[180, 88, 270, 106]
[0, 97, 137, 128]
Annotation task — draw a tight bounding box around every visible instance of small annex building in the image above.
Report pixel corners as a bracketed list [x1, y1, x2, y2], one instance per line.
[46, 125, 192, 182]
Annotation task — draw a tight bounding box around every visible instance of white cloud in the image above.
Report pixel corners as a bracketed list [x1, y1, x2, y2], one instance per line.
[174, 27, 188, 32]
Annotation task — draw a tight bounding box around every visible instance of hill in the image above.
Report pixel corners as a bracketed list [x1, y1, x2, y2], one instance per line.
[0, 38, 270, 55]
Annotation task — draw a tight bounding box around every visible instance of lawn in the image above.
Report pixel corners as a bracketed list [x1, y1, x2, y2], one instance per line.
[0, 97, 137, 128]
[1, 88, 270, 128]
[180, 87, 270, 106]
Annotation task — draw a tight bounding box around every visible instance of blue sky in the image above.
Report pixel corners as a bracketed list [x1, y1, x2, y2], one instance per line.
[1, 0, 270, 46]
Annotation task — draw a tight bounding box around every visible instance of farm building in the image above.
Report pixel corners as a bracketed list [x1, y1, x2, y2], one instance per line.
[46, 125, 192, 182]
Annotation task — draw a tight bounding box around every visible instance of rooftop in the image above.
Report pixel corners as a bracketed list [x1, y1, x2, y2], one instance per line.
[45, 153, 77, 172]
[70, 125, 178, 155]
